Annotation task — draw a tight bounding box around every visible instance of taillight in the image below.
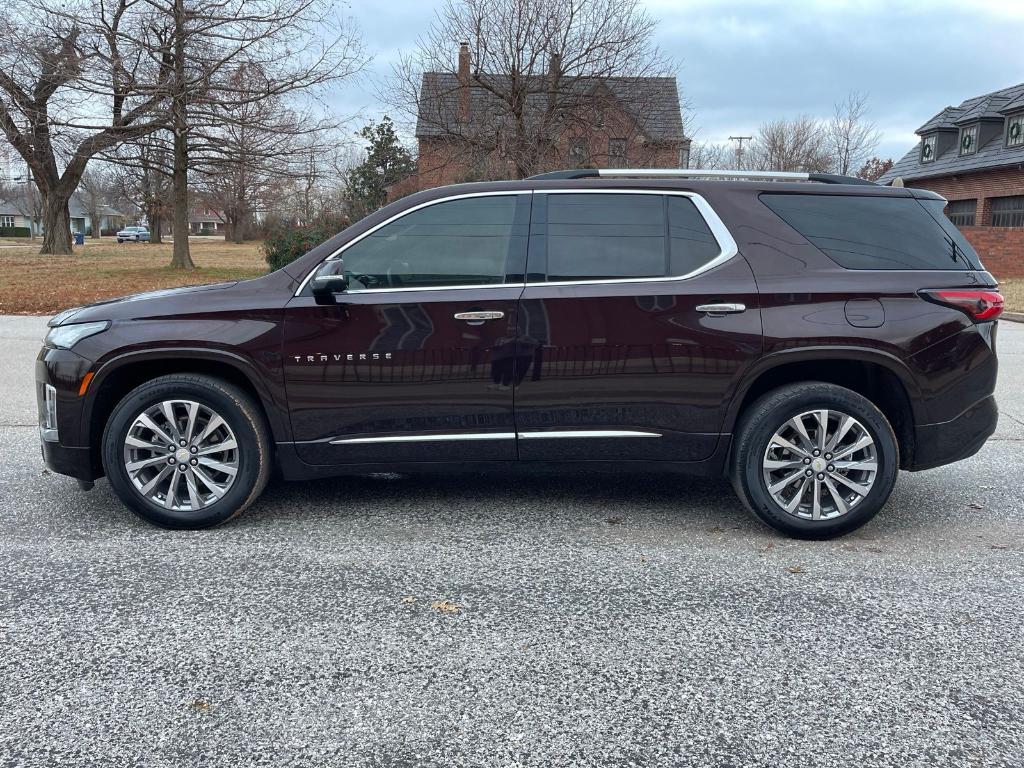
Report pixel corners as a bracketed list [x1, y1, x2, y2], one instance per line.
[920, 289, 1004, 322]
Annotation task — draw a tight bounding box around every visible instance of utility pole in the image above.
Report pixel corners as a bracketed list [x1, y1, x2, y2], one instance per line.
[728, 135, 752, 169]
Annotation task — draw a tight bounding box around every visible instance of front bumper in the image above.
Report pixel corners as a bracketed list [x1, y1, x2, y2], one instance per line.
[36, 345, 101, 482]
[908, 394, 999, 471]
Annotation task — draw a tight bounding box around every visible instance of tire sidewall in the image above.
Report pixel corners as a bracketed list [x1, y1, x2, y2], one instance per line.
[102, 377, 264, 529]
[738, 385, 898, 539]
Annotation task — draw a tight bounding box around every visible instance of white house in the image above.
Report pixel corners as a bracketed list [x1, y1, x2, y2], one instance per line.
[0, 192, 128, 236]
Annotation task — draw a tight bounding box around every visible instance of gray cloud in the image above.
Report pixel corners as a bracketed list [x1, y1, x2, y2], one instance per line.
[331, 0, 1024, 162]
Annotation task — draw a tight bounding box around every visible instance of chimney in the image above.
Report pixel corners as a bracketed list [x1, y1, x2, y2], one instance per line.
[457, 42, 471, 123]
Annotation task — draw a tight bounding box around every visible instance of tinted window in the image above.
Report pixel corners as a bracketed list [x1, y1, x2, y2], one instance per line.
[761, 194, 982, 270]
[546, 194, 666, 281]
[669, 197, 722, 275]
[341, 195, 527, 289]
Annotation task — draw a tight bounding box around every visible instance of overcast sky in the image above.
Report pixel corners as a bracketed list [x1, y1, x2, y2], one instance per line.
[331, 0, 1024, 163]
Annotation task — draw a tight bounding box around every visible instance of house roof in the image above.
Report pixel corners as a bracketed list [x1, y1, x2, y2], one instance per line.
[881, 82, 1024, 184]
[415, 72, 686, 143]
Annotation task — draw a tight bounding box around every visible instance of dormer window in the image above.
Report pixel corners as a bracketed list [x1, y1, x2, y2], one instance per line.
[959, 125, 978, 156]
[921, 134, 937, 163]
[1008, 114, 1024, 148]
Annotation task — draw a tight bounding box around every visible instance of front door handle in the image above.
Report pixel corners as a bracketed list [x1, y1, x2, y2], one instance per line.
[454, 310, 505, 326]
[696, 303, 746, 316]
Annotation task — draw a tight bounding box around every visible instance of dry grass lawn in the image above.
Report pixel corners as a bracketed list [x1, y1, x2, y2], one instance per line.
[0, 238, 268, 315]
[1000, 279, 1024, 314]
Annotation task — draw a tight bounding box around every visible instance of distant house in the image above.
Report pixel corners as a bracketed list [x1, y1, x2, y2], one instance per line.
[399, 43, 690, 194]
[69, 193, 128, 235]
[189, 206, 226, 235]
[880, 82, 1024, 278]
[0, 195, 38, 235]
[0, 192, 126, 236]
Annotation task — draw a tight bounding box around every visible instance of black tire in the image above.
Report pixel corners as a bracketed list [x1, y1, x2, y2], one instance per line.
[730, 382, 899, 539]
[101, 374, 271, 529]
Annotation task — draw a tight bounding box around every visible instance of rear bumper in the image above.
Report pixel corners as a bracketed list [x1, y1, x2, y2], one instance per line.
[908, 395, 998, 471]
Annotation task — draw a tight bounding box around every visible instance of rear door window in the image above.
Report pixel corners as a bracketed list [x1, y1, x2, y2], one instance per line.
[760, 194, 982, 270]
[542, 193, 722, 282]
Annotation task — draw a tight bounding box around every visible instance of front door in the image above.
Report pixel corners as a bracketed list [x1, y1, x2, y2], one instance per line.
[514, 191, 761, 463]
[283, 192, 530, 465]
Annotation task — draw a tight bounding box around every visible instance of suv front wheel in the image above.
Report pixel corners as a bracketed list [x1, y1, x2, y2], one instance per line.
[731, 382, 899, 539]
[101, 374, 271, 529]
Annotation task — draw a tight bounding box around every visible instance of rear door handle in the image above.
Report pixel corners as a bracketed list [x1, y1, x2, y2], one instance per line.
[696, 303, 746, 316]
[454, 310, 505, 325]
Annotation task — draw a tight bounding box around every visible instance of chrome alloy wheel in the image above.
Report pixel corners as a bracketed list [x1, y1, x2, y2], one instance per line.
[761, 409, 878, 521]
[122, 400, 239, 512]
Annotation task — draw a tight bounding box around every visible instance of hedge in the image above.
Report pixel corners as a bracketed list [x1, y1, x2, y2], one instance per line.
[263, 218, 348, 271]
[0, 226, 31, 238]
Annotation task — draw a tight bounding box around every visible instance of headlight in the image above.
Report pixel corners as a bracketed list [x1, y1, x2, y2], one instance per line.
[45, 321, 110, 349]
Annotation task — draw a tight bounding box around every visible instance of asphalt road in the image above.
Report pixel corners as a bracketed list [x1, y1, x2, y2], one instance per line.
[1, 315, 1022, 767]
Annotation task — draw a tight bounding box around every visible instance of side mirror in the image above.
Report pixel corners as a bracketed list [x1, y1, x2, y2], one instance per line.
[310, 260, 347, 305]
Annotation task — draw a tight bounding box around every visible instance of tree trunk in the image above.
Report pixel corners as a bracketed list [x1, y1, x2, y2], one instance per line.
[168, 0, 194, 270]
[40, 192, 74, 255]
[170, 126, 192, 268]
[89, 208, 100, 238]
[149, 208, 163, 244]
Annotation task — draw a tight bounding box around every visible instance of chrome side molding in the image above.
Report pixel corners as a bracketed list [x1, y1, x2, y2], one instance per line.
[329, 429, 662, 445]
[517, 430, 661, 439]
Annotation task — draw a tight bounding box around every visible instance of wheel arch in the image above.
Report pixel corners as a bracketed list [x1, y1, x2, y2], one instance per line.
[726, 348, 921, 470]
[83, 349, 288, 476]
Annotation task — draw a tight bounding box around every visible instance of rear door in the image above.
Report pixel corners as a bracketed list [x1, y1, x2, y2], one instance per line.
[283, 192, 530, 465]
[514, 190, 761, 463]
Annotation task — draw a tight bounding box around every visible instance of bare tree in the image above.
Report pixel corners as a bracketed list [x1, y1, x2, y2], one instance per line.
[121, 0, 364, 268]
[0, 1, 169, 254]
[687, 140, 727, 170]
[749, 116, 832, 173]
[389, 0, 674, 180]
[857, 156, 894, 182]
[825, 91, 881, 176]
[78, 166, 115, 238]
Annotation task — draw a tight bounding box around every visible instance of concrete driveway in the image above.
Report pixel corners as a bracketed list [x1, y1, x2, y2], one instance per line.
[1, 315, 1022, 767]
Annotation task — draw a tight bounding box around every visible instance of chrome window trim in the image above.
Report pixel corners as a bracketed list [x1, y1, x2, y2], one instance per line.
[294, 188, 739, 296]
[294, 191, 531, 296]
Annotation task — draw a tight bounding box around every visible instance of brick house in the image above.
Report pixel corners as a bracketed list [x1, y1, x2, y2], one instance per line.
[398, 43, 690, 195]
[880, 82, 1024, 278]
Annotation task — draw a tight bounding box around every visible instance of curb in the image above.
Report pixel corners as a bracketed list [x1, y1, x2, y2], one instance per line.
[1004, 311, 1024, 324]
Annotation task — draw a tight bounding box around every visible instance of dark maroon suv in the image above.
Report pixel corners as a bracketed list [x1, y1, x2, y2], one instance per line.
[36, 169, 1002, 538]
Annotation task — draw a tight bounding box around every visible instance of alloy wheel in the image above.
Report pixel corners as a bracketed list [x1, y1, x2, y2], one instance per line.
[122, 399, 239, 513]
[761, 409, 878, 521]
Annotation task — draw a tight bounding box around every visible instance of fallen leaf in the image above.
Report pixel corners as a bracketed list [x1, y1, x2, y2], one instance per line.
[190, 698, 211, 712]
[401, 596, 416, 604]
[606, 516, 624, 525]
[760, 542, 775, 554]
[431, 600, 461, 614]
[969, 503, 984, 510]
[706, 525, 725, 534]
[639, 554, 648, 563]
[785, 565, 806, 574]
[989, 544, 1009, 550]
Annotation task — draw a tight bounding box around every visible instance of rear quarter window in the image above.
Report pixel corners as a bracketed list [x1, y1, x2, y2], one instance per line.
[760, 193, 983, 271]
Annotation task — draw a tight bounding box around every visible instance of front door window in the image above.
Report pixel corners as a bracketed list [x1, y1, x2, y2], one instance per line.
[339, 195, 527, 290]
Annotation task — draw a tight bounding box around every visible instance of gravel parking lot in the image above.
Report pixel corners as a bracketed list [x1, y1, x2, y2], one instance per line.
[1, 315, 1022, 767]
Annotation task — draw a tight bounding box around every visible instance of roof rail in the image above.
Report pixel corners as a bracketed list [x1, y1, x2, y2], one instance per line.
[527, 168, 876, 186]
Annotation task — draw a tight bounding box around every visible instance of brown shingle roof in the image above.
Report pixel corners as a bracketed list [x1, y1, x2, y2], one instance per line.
[415, 72, 686, 143]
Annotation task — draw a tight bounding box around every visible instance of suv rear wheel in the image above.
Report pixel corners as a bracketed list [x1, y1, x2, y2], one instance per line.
[731, 382, 899, 539]
[101, 374, 270, 529]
